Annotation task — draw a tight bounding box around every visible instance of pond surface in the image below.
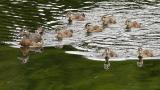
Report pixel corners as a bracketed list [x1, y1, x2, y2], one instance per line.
[1, 0, 160, 60]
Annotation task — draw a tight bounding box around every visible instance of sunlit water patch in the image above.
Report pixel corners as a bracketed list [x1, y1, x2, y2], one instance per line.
[3, 1, 160, 61]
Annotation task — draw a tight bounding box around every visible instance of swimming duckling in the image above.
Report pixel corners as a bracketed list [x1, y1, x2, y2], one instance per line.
[55, 26, 67, 33]
[35, 26, 44, 35]
[56, 29, 73, 41]
[101, 15, 116, 28]
[19, 29, 43, 43]
[19, 27, 43, 47]
[19, 38, 33, 47]
[102, 48, 118, 58]
[102, 48, 117, 70]
[138, 48, 154, 58]
[66, 11, 85, 24]
[85, 23, 103, 33]
[125, 19, 141, 30]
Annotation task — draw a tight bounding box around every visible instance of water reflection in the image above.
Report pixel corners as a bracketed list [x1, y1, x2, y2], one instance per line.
[18, 46, 43, 64]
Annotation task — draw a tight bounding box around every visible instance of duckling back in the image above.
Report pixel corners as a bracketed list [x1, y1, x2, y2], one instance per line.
[143, 50, 154, 57]
[19, 38, 33, 47]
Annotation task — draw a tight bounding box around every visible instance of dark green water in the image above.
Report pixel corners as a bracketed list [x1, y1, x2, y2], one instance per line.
[0, 0, 95, 43]
[0, 0, 159, 43]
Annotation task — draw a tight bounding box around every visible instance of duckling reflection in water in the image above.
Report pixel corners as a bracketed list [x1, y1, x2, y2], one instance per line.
[18, 46, 30, 64]
[18, 45, 43, 64]
[66, 11, 85, 24]
[137, 47, 154, 67]
[102, 48, 118, 70]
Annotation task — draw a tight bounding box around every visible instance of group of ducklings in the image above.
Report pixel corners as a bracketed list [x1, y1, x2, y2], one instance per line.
[18, 27, 44, 63]
[103, 47, 154, 70]
[55, 11, 141, 41]
[55, 11, 152, 69]
[19, 27, 44, 48]
[18, 11, 153, 65]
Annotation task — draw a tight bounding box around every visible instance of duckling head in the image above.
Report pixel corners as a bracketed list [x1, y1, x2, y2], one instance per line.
[125, 19, 131, 25]
[55, 25, 67, 33]
[69, 29, 73, 33]
[105, 48, 110, 53]
[138, 47, 143, 54]
[101, 15, 108, 21]
[19, 29, 30, 38]
[68, 16, 72, 24]
[85, 23, 92, 29]
[138, 47, 143, 50]
[36, 26, 44, 35]
[125, 19, 132, 31]
[66, 11, 72, 17]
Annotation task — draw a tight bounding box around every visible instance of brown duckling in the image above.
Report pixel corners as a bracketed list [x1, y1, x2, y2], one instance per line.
[19, 27, 44, 47]
[19, 38, 33, 47]
[19, 29, 43, 43]
[56, 29, 73, 41]
[125, 19, 141, 30]
[138, 47, 154, 58]
[35, 26, 44, 35]
[66, 11, 85, 24]
[102, 48, 117, 70]
[102, 48, 118, 58]
[85, 23, 103, 33]
[101, 15, 116, 28]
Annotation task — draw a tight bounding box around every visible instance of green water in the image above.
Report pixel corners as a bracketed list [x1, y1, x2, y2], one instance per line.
[0, 0, 95, 44]
[0, 0, 159, 44]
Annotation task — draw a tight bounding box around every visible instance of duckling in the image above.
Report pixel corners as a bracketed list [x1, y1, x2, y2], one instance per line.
[19, 38, 33, 47]
[19, 31, 33, 47]
[125, 19, 141, 30]
[19, 28, 43, 43]
[102, 48, 118, 58]
[85, 23, 103, 33]
[19, 27, 44, 47]
[66, 11, 85, 24]
[102, 48, 117, 70]
[35, 26, 44, 35]
[101, 15, 116, 28]
[55, 26, 67, 33]
[56, 29, 73, 41]
[138, 47, 154, 58]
